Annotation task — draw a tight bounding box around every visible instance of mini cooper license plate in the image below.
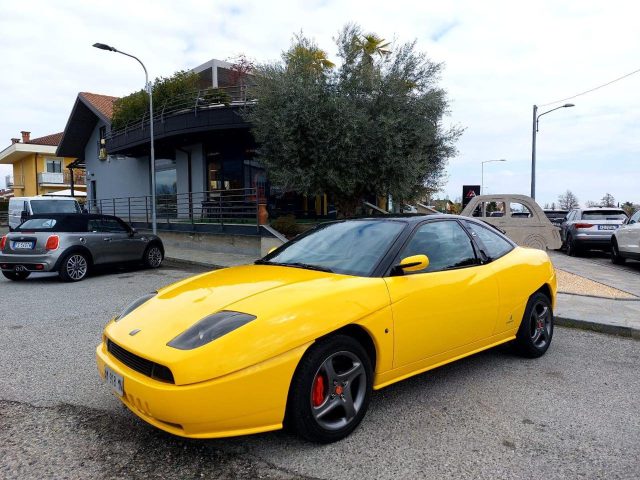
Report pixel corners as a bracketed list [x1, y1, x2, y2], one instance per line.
[13, 241, 33, 249]
[104, 366, 124, 397]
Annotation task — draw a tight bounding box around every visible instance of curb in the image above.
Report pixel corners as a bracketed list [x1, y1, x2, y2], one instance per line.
[164, 257, 224, 270]
[555, 315, 640, 340]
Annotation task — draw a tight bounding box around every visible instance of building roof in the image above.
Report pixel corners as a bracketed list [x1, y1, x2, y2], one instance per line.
[79, 92, 118, 121]
[56, 92, 119, 159]
[26, 132, 64, 146]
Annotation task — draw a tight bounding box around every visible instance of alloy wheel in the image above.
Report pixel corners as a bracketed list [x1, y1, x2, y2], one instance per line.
[310, 351, 367, 431]
[66, 254, 88, 280]
[147, 247, 162, 267]
[529, 301, 552, 349]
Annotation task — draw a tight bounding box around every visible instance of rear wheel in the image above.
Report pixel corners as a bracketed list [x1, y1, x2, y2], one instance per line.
[611, 239, 626, 265]
[2, 270, 30, 281]
[513, 292, 554, 358]
[287, 335, 373, 443]
[143, 244, 163, 268]
[566, 234, 581, 257]
[58, 252, 89, 282]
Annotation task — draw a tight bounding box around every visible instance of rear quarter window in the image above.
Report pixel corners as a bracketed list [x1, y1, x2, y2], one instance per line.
[17, 218, 58, 230]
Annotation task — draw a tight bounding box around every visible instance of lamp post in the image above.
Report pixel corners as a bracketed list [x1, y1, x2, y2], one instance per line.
[93, 43, 157, 234]
[531, 103, 574, 200]
[481, 159, 506, 195]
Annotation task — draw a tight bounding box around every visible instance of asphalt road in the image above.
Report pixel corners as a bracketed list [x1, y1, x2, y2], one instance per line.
[1, 262, 639, 479]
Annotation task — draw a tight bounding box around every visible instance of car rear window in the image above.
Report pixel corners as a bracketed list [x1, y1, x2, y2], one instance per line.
[30, 200, 80, 214]
[582, 210, 627, 220]
[19, 218, 58, 230]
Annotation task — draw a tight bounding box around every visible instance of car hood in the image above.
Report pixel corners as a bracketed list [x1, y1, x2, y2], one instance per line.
[104, 265, 390, 385]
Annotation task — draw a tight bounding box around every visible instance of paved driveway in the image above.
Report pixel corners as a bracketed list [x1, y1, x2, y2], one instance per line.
[1, 262, 639, 479]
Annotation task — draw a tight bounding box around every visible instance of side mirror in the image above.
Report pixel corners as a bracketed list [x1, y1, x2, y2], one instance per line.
[395, 254, 429, 273]
[129, 228, 137, 237]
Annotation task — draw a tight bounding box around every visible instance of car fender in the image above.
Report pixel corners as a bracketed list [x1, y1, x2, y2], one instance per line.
[53, 245, 94, 271]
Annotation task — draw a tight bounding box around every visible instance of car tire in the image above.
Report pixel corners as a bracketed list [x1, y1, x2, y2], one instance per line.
[286, 334, 373, 443]
[566, 234, 581, 257]
[2, 270, 30, 281]
[611, 239, 626, 265]
[513, 292, 554, 358]
[143, 244, 163, 268]
[58, 252, 89, 282]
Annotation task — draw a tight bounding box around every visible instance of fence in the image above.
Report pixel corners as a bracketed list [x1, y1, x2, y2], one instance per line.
[86, 188, 261, 228]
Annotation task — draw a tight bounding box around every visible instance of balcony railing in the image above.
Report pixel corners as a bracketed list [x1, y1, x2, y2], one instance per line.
[37, 171, 86, 186]
[108, 84, 254, 139]
[6, 175, 24, 187]
[86, 188, 261, 229]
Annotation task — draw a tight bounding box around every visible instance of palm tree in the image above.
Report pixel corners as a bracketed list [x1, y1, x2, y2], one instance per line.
[285, 45, 335, 73]
[355, 34, 391, 63]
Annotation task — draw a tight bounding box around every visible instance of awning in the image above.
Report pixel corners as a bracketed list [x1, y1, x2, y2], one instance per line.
[42, 189, 87, 197]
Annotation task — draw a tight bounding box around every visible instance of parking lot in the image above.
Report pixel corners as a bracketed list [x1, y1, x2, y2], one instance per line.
[1, 261, 639, 479]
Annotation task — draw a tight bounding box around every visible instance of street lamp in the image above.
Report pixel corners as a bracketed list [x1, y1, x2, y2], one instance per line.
[481, 159, 506, 194]
[531, 103, 574, 200]
[93, 42, 157, 234]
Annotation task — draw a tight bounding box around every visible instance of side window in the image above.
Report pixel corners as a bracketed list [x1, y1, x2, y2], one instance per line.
[630, 211, 640, 224]
[88, 219, 101, 232]
[465, 221, 514, 260]
[400, 221, 477, 273]
[486, 201, 505, 217]
[509, 202, 532, 218]
[101, 218, 128, 233]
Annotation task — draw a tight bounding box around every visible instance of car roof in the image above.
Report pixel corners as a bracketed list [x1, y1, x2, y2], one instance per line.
[25, 213, 118, 221]
[10, 196, 79, 201]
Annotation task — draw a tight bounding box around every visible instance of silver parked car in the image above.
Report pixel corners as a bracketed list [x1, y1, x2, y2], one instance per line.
[0, 214, 164, 282]
[560, 207, 628, 256]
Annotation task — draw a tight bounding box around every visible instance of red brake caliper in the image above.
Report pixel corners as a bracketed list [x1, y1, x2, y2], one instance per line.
[312, 374, 325, 407]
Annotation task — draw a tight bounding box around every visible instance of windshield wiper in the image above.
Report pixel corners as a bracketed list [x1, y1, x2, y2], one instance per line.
[254, 259, 333, 273]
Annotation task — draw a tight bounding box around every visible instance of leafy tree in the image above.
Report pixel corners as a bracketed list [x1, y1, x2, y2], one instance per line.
[621, 201, 639, 216]
[111, 70, 201, 130]
[557, 190, 579, 210]
[245, 25, 461, 216]
[601, 193, 616, 207]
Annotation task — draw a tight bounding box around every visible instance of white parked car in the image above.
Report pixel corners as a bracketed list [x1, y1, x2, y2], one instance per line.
[611, 210, 640, 264]
[8, 196, 81, 231]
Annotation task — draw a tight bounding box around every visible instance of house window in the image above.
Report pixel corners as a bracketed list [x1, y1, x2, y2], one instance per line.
[46, 158, 63, 173]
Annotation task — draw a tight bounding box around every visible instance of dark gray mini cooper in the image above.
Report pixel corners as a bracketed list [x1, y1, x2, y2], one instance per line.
[0, 214, 164, 282]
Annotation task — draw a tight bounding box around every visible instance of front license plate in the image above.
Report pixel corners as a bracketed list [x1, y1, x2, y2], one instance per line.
[598, 225, 617, 230]
[104, 366, 124, 397]
[13, 241, 33, 249]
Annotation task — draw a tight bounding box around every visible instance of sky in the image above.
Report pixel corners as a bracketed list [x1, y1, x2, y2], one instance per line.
[1, 0, 638, 207]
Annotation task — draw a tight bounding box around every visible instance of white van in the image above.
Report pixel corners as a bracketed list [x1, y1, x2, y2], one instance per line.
[8, 196, 81, 231]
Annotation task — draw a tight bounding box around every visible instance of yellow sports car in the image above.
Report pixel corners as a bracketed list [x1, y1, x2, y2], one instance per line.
[97, 216, 556, 443]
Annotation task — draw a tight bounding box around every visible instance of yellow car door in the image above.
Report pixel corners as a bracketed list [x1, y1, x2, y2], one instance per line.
[384, 219, 499, 368]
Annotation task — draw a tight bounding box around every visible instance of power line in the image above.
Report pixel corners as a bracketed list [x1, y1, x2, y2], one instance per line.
[539, 66, 640, 107]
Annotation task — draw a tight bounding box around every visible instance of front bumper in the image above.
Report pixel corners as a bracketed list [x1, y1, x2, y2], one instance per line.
[96, 339, 308, 439]
[0, 252, 57, 272]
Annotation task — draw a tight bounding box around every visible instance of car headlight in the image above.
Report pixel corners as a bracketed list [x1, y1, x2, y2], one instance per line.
[115, 293, 156, 321]
[167, 311, 256, 350]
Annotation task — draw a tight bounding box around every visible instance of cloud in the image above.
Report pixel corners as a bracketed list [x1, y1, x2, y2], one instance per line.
[0, 0, 638, 208]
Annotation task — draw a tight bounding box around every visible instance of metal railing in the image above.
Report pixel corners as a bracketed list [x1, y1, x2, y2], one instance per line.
[109, 84, 254, 139]
[37, 171, 86, 185]
[6, 175, 24, 187]
[87, 188, 262, 228]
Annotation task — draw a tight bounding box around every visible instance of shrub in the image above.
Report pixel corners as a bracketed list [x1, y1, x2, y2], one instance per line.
[270, 215, 300, 237]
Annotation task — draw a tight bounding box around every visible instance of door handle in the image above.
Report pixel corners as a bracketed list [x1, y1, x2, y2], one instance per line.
[103, 237, 112, 242]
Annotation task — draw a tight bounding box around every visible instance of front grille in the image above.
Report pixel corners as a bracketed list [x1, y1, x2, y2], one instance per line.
[107, 339, 174, 384]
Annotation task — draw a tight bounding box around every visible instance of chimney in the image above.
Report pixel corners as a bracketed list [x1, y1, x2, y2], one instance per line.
[20, 131, 30, 143]
[11, 138, 20, 144]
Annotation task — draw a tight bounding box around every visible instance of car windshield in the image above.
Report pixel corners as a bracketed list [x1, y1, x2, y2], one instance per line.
[259, 220, 405, 276]
[30, 200, 80, 214]
[582, 210, 627, 220]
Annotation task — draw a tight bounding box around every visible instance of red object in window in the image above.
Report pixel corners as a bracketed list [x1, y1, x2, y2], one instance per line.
[575, 223, 594, 229]
[0, 236, 6, 250]
[45, 235, 59, 251]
